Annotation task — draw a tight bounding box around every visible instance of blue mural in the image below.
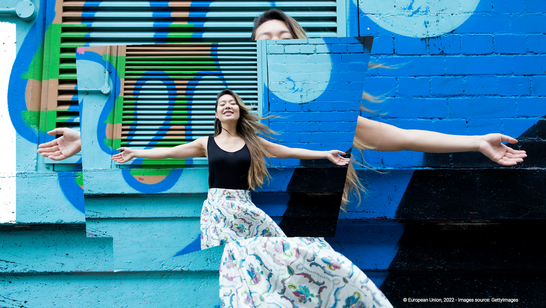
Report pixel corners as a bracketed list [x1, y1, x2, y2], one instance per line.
[2, 0, 545, 306]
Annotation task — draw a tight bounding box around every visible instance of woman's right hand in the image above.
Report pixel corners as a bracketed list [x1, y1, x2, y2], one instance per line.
[112, 147, 135, 163]
[37, 128, 81, 161]
[477, 134, 527, 166]
[326, 150, 351, 166]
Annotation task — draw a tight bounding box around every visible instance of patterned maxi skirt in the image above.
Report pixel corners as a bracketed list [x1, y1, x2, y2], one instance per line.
[200, 188, 286, 249]
[201, 189, 393, 308]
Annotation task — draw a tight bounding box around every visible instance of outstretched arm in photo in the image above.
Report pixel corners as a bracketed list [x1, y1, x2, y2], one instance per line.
[112, 137, 208, 163]
[356, 117, 527, 166]
[259, 137, 350, 166]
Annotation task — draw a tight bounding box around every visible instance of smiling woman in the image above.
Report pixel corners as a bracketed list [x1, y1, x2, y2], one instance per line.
[111, 89, 392, 307]
[112, 89, 350, 247]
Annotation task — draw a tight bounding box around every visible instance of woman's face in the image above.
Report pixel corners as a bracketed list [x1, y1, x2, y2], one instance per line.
[254, 19, 294, 40]
[216, 94, 240, 123]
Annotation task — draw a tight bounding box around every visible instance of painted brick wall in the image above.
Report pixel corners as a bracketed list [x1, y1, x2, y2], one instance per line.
[330, 1, 546, 305]
[344, 0, 546, 216]
[266, 37, 370, 165]
[359, 1, 545, 169]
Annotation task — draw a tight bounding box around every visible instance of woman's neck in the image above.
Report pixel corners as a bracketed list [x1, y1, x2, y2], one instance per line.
[218, 121, 239, 138]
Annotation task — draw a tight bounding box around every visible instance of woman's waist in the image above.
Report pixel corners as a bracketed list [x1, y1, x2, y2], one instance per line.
[207, 188, 251, 203]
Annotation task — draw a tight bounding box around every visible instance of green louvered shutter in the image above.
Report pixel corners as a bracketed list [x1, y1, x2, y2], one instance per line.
[117, 42, 259, 166]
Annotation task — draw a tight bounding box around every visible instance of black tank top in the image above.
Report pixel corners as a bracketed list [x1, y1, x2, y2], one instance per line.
[208, 136, 251, 190]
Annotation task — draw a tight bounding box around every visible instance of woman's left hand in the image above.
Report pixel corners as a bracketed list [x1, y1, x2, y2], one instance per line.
[326, 150, 351, 166]
[478, 134, 527, 166]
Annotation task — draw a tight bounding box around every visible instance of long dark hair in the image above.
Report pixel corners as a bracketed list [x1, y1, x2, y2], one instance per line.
[250, 9, 308, 40]
[214, 89, 276, 190]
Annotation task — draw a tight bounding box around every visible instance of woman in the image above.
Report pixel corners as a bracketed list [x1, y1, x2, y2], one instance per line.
[112, 89, 349, 249]
[113, 89, 393, 307]
[251, 9, 527, 204]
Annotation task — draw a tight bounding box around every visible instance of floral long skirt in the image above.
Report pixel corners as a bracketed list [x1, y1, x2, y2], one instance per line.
[200, 188, 286, 249]
[201, 189, 393, 308]
[220, 237, 393, 308]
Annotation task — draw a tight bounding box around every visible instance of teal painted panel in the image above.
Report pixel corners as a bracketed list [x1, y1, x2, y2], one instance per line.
[83, 192, 293, 260]
[85, 193, 292, 219]
[82, 169, 209, 195]
[85, 194, 206, 219]
[78, 58, 116, 171]
[86, 218, 200, 271]
[16, 133, 38, 174]
[0, 226, 112, 273]
[16, 172, 84, 224]
[86, 219, 224, 272]
[0, 271, 220, 307]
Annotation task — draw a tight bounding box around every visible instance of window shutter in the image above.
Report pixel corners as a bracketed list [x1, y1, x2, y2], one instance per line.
[41, 13, 80, 166]
[117, 42, 259, 166]
[61, 0, 343, 43]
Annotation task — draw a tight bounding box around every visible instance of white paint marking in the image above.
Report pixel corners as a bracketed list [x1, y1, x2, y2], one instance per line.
[269, 39, 331, 104]
[361, 0, 480, 38]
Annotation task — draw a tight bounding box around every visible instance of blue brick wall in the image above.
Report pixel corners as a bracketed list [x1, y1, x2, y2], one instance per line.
[347, 2, 546, 304]
[358, 0, 545, 169]
[266, 38, 369, 160]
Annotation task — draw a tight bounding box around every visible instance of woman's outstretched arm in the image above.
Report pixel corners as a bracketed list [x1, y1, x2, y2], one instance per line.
[112, 137, 208, 163]
[356, 117, 527, 166]
[259, 137, 350, 166]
